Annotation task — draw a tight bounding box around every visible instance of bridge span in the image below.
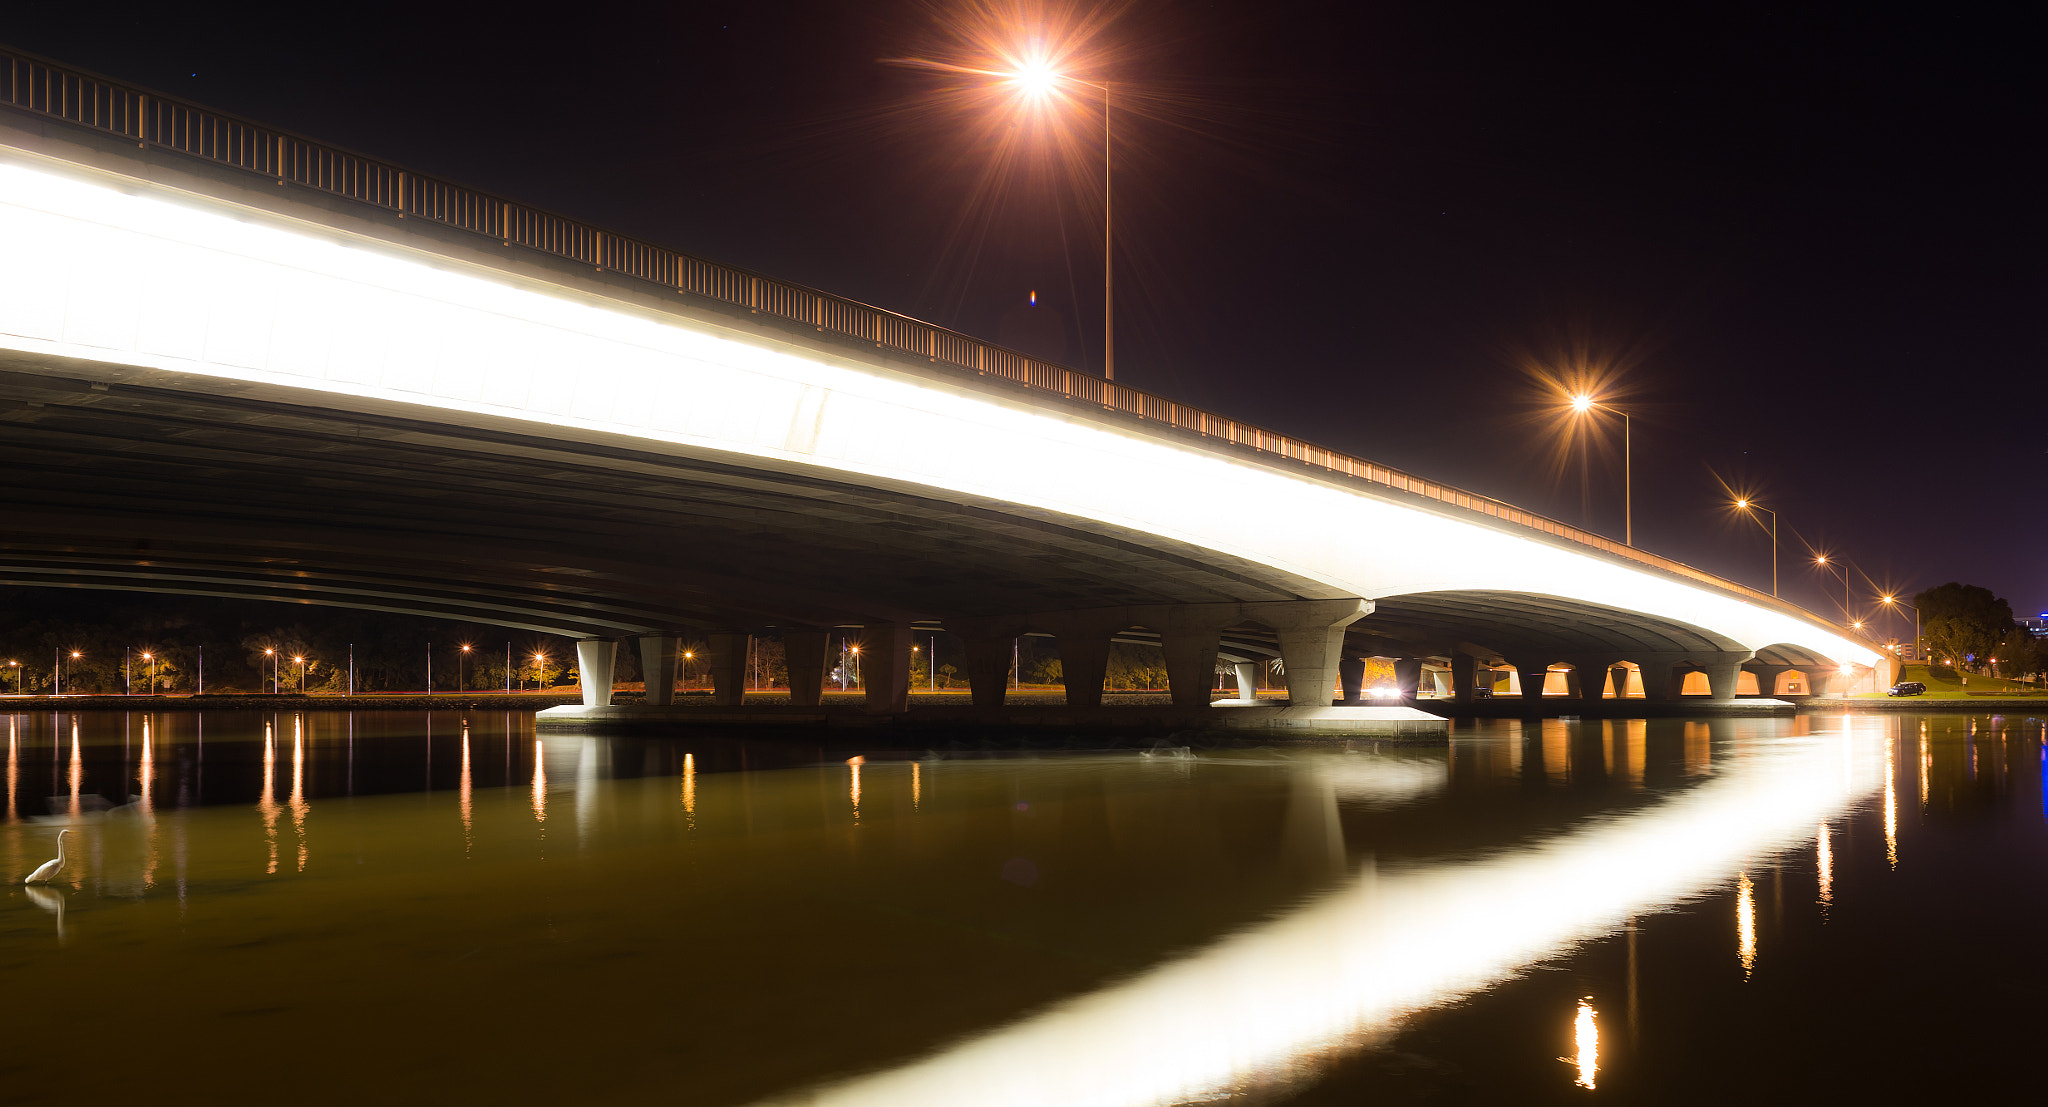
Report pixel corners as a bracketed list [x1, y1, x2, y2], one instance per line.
[0, 49, 1889, 717]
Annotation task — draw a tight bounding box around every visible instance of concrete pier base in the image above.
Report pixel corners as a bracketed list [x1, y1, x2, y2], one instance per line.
[535, 701, 1447, 738]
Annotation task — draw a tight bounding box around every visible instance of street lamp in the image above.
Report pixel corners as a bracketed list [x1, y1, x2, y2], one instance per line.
[141, 651, 155, 697]
[264, 647, 277, 694]
[999, 59, 1117, 381]
[1733, 499, 1778, 597]
[1812, 554, 1857, 631]
[1565, 393, 1633, 546]
[7, 660, 17, 695]
[1880, 595, 1921, 661]
[532, 653, 547, 692]
[683, 649, 694, 691]
[293, 656, 306, 694]
[459, 644, 472, 693]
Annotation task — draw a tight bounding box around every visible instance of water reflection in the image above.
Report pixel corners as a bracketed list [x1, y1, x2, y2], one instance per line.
[1816, 822, 1833, 912]
[772, 729, 1875, 1107]
[530, 737, 546, 825]
[1570, 998, 1598, 1089]
[1736, 871, 1757, 979]
[1884, 737, 1899, 869]
[3, 710, 2041, 1106]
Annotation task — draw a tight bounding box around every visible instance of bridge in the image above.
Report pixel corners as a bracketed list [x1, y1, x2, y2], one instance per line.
[0, 48, 1889, 722]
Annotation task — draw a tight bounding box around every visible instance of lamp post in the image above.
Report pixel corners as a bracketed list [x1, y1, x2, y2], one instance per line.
[142, 651, 155, 696]
[532, 653, 548, 693]
[7, 660, 18, 695]
[999, 61, 1117, 381]
[293, 656, 306, 695]
[264, 647, 277, 694]
[1813, 555, 1855, 630]
[1880, 596, 1921, 662]
[1733, 499, 1778, 597]
[1566, 394, 1633, 546]
[459, 644, 471, 693]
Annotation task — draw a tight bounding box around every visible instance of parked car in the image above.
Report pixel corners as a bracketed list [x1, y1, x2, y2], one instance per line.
[1887, 681, 1927, 697]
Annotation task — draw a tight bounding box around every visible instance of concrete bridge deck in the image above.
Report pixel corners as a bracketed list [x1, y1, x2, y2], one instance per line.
[0, 47, 1893, 727]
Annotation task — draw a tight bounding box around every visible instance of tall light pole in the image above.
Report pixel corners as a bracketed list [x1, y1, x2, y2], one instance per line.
[1881, 595, 1921, 662]
[459, 644, 472, 693]
[1566, 394, 1632, 546]
[7, 660, 18, 695]
[1813, 555, 1855, 630]
[1734, 499, 1778, 597]
[293, 656, 306, 694]
[142, 651, 155, 696]
[1004, 62, 1116, 381]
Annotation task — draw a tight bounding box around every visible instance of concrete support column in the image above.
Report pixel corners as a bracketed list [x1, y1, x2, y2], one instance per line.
[576, 639, 617, 708]
[1392, 657, 1423, 701]
[1747, 664, 1790, 697]
[1056, 631, 1114, 708]
[1702, 657, 1746, 701]
[1233, 661, 1262, 703]
[861, 621, 913, 714]
[783, 627, 830, 707]
[707, 632, 750, 706]
[1451, 653, 1477, 704]
[1570, 657, 1619, 702]
[957, 628, 1019, 708]
[1510, 659, 1553, 705]
[1267, 600, 1371, 706]
[1338, 657, 1366, 704]
[1159, 608, 1239, 707]
[1635, 657, 1686, 702]
[638, 636, 679, 706]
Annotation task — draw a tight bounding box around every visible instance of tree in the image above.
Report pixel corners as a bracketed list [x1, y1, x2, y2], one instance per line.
[1993, 629, 2045, 683]
[1914, 583, 2014, 674]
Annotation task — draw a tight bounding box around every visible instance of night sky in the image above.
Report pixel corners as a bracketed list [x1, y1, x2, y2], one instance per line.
[7, 1, 2041, 631]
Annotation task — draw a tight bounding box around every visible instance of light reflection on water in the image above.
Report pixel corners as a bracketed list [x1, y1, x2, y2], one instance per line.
[0, 710, 2042, 1104]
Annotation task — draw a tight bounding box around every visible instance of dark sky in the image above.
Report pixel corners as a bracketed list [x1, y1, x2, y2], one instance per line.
[7, 0, 2041, 633]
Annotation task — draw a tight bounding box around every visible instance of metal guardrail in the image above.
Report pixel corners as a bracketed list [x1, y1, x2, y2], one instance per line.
[0, 46, 1829, 625]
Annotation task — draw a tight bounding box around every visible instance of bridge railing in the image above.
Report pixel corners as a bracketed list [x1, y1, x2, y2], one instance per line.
[0, 46, 1819, 623]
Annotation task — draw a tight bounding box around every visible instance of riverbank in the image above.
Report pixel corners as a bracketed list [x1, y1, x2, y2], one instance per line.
[0, 692, 584, 711]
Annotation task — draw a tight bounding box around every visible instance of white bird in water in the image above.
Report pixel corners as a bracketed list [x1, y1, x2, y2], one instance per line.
[23, 829, 68, 885]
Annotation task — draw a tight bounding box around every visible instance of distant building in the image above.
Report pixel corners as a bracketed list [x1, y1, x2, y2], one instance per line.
[2020, 616, 2048, 639]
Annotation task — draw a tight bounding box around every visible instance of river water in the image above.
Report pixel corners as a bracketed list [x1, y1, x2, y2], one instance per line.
[0, 710, 2039, 1104]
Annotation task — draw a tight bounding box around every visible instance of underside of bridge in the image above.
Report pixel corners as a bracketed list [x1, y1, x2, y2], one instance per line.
[0, 351, 1842, 706]
[0, 93, 1880, 711]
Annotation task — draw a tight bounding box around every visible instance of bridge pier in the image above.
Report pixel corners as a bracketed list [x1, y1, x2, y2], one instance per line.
[1702, 657, 1748, 701]
[1570, 656, 1621, 702]
[862, 621, 913, 713]
[1268, 600, 1371, 706]
[1451, 653, 1478, 704]
[1233, 661, 1262, 702]
[1393, 657, 1424, 701]
[638, 636, 679, 706]
[576, 639, 618, 708]
[955, 621, 1024, 707]
[707, 632, 750, 705]
[1746, 662, 1792, 697]
[1056, 631, 1113, 707]
[1161, 609, 1235, 707]
[1509, 658, 1555, 706]
[1338, 657, 1366, 703]
[784, 627, 830, 707]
